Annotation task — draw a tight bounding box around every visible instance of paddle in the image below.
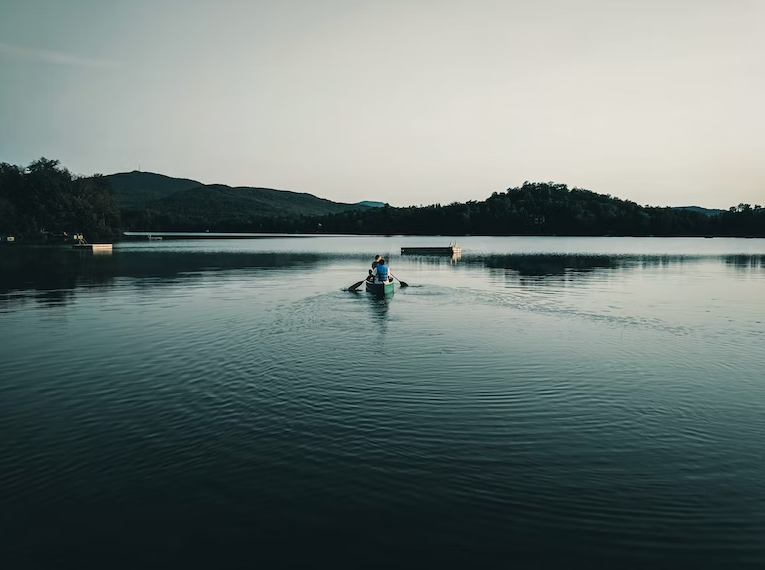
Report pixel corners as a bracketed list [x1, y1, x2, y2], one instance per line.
[348, 279, 367, 292]
[391, 273, 409, 287]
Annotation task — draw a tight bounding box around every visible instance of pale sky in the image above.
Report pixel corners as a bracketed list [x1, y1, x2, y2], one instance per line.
[1, 0, 763, 208]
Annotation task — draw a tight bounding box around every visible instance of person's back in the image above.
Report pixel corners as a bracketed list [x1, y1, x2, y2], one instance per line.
[374, 259, 391, 284]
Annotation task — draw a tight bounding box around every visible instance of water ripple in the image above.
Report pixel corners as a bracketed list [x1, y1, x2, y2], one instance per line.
[1, 245, 764, 568]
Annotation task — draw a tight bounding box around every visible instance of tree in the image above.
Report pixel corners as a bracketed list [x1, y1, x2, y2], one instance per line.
[0, 158, 121, 240]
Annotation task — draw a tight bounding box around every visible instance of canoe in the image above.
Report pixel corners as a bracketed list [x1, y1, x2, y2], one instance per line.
[365, 280, 395, 297]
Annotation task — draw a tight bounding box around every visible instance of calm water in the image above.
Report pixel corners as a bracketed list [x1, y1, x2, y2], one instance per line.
[1, 237, 764, 569]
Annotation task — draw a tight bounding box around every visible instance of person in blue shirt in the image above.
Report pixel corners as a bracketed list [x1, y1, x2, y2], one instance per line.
[371, 258, 392, 284]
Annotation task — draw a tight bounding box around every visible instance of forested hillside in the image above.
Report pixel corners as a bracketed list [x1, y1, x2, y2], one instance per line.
[307, 182, 764, 237]
[120, 181, 373, 231]
[0, 159, 121, 239]
[105, 171, 203, 208]
[2, 159, 763, 240]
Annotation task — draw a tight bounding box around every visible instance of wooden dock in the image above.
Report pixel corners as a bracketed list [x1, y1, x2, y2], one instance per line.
[401, 244, 462, 256]
[71, 233, 112, 252]
[73, 243, 113, 252]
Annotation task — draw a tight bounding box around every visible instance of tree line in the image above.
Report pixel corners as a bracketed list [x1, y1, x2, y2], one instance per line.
[308, 183, 764, 237]
[1, 159, 763, 240]
[0, 158, 121, 240]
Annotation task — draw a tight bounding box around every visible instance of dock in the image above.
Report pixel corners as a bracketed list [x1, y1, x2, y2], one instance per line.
[72, 243, 113, 252]
[71, 233, 112, 252]
[401, 244, 462, 256]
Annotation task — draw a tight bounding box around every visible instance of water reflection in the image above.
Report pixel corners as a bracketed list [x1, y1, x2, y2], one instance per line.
[365, 296, 391, 329]
[404, 252, 462, 264]
[0, 248, 328, 308]
[1, 243, 764, 569]
[1, 246, 762, 311]
[469, 253, 764, 278]
[725, 255, 765, 270]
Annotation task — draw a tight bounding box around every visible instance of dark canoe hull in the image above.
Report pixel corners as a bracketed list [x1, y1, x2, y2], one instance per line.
[365, 281, 395, 297]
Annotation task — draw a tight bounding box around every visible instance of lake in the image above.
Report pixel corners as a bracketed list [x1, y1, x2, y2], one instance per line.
[1, 236, 764, 569]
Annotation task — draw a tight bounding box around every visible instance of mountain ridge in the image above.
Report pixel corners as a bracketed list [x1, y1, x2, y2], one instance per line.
[672, 206, 725, 216]
[107, 171, 731, 213]
[105, 171, 203, 208]
[104, 170, 378, 213]
[104, 170, 380, 231]
[2, 158, 761, 238]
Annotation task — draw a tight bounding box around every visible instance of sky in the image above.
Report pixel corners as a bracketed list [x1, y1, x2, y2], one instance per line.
[1, 0, 763, 208]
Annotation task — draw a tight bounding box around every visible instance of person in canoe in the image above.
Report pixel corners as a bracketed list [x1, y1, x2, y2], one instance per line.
[368, 255, 382, 281]
[370, 258, 393, 284]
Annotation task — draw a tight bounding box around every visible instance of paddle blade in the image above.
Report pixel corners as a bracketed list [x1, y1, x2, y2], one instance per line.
[348, 280, 365, 292]
[390, 273, 409, 287]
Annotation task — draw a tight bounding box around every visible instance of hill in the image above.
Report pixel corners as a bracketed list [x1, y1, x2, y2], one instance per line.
[109, 172, 377, 231]
[113, 176, 764, 236]
[356, 201, 386, 208]
[673, 206, 725, 216]
[105, 171, 374, 215]
[154, 183, 370, 218]
[105, 171, 203, 208]
[4, 158, 762, 239]
[310, 182, 764, 237]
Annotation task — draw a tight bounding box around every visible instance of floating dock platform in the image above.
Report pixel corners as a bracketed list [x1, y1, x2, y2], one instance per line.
[401, 244, 462, 256]
[70, 233, 112, 252]
[73, 243, 113, 252]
